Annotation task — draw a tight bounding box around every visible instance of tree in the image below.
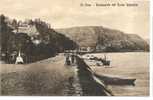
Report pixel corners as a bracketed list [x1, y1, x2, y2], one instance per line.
[0, 14, 13, 62]
[12, 19, 18, 30]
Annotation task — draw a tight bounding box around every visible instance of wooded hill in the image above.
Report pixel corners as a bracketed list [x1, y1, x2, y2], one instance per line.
[0, 15, 77, 63]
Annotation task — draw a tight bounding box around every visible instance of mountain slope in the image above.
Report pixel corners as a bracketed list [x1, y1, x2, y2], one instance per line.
[56, 26, 149, 52]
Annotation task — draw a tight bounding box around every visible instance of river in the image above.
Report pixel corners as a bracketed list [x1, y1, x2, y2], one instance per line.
[83, 52, 149, 96]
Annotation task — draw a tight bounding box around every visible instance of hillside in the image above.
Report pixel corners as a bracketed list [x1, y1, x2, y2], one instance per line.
[56, 26, 149, 52]
[0, 15, 77, 64]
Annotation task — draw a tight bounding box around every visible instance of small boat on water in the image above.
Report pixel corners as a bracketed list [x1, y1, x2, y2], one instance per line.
[95, 74, 136, 86]
[103, 78, 136, 86]
[101, 59, 110, 66]
[89, 54, 111, 66]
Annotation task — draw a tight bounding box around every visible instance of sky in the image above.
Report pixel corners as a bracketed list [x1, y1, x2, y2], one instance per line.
[0, 0, 150, 38]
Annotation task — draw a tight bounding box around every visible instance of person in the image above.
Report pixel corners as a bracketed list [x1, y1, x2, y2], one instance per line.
[68, 76, 74, 86]
[71, 54, 75, 64]
[65, 53, 71, 65]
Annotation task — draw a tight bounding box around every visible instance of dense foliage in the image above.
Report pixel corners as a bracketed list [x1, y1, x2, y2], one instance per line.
[0, 15, 78, 63]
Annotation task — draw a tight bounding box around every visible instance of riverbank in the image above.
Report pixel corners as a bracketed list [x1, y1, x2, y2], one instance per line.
[75, 56, 113, 96]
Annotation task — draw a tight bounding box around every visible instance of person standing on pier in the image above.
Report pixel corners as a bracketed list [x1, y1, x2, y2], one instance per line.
[65, 53, 71, 65]
[71, 54, 75, 64]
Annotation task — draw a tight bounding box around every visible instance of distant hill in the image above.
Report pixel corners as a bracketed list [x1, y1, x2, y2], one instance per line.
[56, 26, 149, 52]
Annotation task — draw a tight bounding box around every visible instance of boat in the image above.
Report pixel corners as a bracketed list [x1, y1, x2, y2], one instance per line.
[95, 74, 136, 86]
[89, 55, 111, 66]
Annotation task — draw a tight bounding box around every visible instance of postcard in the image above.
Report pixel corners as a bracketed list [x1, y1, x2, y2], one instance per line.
[0, 0, 150, 96]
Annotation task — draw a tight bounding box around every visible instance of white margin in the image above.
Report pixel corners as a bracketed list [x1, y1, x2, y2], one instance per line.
[150, 0, 153, 97]
[0, 0, 152, 100]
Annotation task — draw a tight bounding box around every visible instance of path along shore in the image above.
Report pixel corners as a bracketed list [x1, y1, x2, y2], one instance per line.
[1, 53, 140, 96]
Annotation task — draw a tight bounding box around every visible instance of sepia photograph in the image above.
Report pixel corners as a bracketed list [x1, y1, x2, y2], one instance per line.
[0, 0, 150, 96]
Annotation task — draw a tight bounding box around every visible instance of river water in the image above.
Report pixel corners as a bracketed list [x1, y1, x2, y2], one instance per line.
[84, 52, 149, 96]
